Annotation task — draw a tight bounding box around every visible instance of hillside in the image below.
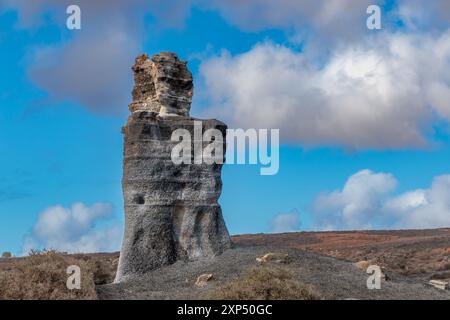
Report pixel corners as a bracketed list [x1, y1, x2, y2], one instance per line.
[1, 229, 450, 300]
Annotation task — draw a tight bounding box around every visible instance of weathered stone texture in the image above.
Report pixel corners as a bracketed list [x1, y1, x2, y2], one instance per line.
[129, 52, 193, 116]
[115, 53, 231, 283]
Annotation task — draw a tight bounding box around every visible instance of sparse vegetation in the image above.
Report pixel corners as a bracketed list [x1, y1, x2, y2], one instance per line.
[205, 265, 320, 300]
[0, 250, 98, 300]
[1, 252, 12, 258]
[0, 229, 449, 300]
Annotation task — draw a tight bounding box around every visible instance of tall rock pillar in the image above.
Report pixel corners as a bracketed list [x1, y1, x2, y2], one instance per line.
[115, 52, 231, 283]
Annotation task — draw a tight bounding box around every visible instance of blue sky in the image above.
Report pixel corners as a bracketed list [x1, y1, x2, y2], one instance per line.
[1, 0, 450, 255]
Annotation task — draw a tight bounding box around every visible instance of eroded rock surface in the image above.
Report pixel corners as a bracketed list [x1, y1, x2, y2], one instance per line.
[115, 53, 231, 283]
[129, 52, 193, 116]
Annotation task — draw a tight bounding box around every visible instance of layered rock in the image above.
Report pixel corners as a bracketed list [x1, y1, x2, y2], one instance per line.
[115, 53, 231, 283]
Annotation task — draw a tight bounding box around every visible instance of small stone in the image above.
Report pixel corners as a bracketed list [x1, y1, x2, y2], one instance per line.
[195, 273, 213, 287]
[256, 252, 289, 264]
[429, 280, 449, 290]
[354, 260, 372, 271]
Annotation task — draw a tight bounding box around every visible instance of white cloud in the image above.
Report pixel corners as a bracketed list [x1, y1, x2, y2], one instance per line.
[386, 175, 450, 229]
[22, 202, 122, 255]
[312, 170, 450, 230]
[3, 0, 450, 124]
[203, 0, 450, 41]
[1, 0, 193, 115]
[3, 0, 450, 148]
[204, 0, 384, 44]
[312, 170, 397, 230]
[29, 29, 138, 115]
[270, 209, 301, 233]
[200, 30, 450, 149]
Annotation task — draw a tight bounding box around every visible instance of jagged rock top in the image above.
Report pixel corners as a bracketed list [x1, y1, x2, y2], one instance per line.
[130, 52, 193, 117]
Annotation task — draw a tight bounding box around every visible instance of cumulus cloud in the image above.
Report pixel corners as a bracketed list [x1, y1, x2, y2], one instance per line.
[386, 175, 450, 229]
[312, 170, 397, 230]
[29, 29, 138, 115]
[205, 0, 385, 45]
[1, 0, 193, 115]
[22, 202, 122, 255]
[204, 0, 450, 39]
[3, 0, 450, 145]
[269, 209, 301, 233]
[312, 170, 450, 230]
[200, 30, 450, 149]
[1, 0, 191, 29]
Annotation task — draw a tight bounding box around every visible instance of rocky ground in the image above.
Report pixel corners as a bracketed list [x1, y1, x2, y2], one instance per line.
[2, 229, 450, 300]
[97, 244, 450, 300]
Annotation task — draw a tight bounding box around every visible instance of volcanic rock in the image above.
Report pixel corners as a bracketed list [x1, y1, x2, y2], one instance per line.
[115, 52, 231, 283]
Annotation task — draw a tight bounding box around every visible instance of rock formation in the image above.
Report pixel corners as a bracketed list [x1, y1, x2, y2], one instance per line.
[115, 52, 231, 283]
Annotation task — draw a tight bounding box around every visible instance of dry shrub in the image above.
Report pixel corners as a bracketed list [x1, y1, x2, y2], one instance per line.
[206, 266, 320, 300]
[0, 250, 97, 300]
[1, 252, 12, 258]
[71, 253, 118, 285]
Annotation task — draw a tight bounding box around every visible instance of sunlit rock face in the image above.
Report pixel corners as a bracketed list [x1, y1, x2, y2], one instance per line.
[115, 53, 231, 283]
[129, 52, 193, 116]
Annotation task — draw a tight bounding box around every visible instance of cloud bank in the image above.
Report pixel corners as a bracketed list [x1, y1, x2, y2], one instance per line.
[22, 202, 121, 255]
[199, 30, 450, 149]
[205, 0, 384, 44]
[312, 170, 450, 230]
[270, 209, 301, 233]
[3, 0, 450, 146]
